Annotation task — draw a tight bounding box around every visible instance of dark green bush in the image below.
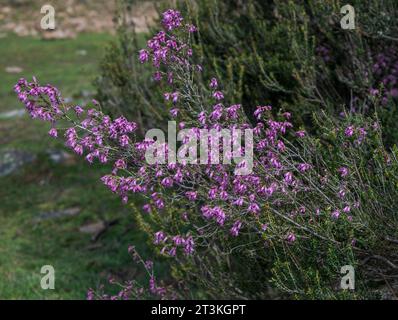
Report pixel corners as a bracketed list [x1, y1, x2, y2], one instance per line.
[95, 0, 167, 136]
[177, 0, 398, 141]
[93, 0, 398, 299]
[97, 0, 398, 143]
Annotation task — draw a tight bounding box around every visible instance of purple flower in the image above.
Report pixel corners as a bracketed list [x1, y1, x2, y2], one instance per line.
[168, 247, 177, 257]
[369, 88, 379, 96]
[233, 197, 244, 206]
[253, 106, 267, 120]
[213, 91, 224, 101]
[331, 210, 340, 219]
[73, 144, 83, 155]
[338, 167, 349, 178]
[226, 104, 240, 119]
[198, 111, 206, 125]
[153, 72, 162, 81]
[248, 203, 260, 214]
[86, 153, 94, 163]
[143, 204, 152, 213]
[162, 9, 183, 31]
[284, 172, 294, 184]
[161, 177, 174, 188]
[230, 220, 242, 237]
[185, 191, 197, 201]
[139, 49, 149, 63]
[172, 235, 185, 246]
[343, 206, 351, 213]
[338, 189, 346, 199]
[282, 112, 291, 120]
[119, 135, 130, 147]
[210, 78, 218, 89]
[277, 140, 286, 152]
[201, 205, 226, 226]
[171, 92, 179, 103]
[114, 158, 127, 170]
[297, 163, 312, 172]
[74, 105, 84, 116]
[208, 187, 217, 200]
[390, 88, 398, 98]
[154, 231, 166, 244]
[170, 108, 179, 118]
[48, 128, 58, 138]
[184, 236, 194, 255]
[187, 24, 197, 33]
[145, 260, 153, 270]
[210, 104, 223, 121]
[344, 126, 354, 137]
[296, 130, 306, 138]
[286, 233, 296, 243]
[87, 289, 94, 300]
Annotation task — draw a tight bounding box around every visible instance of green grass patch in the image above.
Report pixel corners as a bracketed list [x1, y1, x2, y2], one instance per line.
[0, 33, 160, 299]
[0, 33, 113, 112]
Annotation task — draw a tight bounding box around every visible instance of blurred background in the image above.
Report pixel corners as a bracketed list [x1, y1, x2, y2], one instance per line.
[0, 0, 158, 299]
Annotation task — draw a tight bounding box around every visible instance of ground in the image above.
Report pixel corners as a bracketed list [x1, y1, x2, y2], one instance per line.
[0, 0, 157, 37]
[0, 32, 157, 299]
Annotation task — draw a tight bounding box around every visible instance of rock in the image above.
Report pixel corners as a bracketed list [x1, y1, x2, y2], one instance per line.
[1, 7, 11, 14]
[14, 24, 36, 37]
[34, 207, 81, 222]
[41, 29, 77, 40]
[0, 109, 25, 119]
[46, 149, 75, 165]
[81, 90, 93, 97]
[5, 66, 23, 74]
[68, 17, 88, 33]
[0, 1, 157, 36]
[79, 221, 106, 234]
[0, 149, 36, 177]
[74, 89, 94, 100]
[76, 49, 87, 56]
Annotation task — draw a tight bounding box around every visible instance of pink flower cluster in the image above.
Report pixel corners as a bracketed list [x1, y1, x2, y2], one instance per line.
[15, 78, 62, 122]
[154, 231, 194, 256]
[370, 46, 398, 105]
[15, 9, 369, 260]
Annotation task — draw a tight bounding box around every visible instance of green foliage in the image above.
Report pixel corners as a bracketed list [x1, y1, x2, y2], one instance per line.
[95, 0, 167, 135]
[95, 0, 398, 299]
[97, 0, 398, 142]
[178, 0, 398, 137]
[133, 112, 398, 299]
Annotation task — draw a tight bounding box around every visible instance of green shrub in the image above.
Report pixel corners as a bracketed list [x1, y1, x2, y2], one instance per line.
[132, 110, 398, 299]
[90, 1, 398, 299]
[95, 0, 167, 135]
[97, 0, 398, 143]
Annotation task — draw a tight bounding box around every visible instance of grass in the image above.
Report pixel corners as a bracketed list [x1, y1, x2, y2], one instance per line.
[0, 33, 159, 299]
[0, 33, 113, 113]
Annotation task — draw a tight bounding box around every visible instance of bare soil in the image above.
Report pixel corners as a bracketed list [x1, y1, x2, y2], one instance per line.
[0, 0, 158, 37]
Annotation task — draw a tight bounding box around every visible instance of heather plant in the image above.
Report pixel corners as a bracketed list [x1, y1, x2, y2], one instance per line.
[97, 0, 398, 144]
[15, 9, 398, 299]
[177, 0, 398, 142]
[95, 0, 167, 135]
[87, 246, 179, 300]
